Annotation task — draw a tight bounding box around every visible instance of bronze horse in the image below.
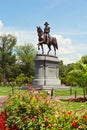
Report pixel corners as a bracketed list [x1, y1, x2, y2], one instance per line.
[37, 26, 58, 55]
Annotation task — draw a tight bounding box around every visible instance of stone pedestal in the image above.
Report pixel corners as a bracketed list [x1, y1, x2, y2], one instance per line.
[32, 54, 61, 89]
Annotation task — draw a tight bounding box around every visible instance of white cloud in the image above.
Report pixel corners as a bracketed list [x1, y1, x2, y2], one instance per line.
[54, 34, 74, 55]
[54, 35, 72, 45]
[0, 27, 38, 46]
[0, 22, 86, 65]
[54, 34, 83, 64]
[59, 31, 87, 35]
[0, 20, 3, 29]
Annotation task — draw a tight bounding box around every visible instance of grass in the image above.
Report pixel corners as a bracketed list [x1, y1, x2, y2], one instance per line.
[61, 100, 87, 111]
[0, 86, 20, 96]
[54, 86, 85, 96]
[0, 86, 86, 96]
[0, 86, 12, 96]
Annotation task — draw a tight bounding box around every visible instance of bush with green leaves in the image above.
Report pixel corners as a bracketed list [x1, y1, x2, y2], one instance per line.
[2, 91, 87, 130]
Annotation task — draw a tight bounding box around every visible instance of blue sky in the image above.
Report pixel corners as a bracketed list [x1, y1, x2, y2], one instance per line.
[0, 0, 87, 64]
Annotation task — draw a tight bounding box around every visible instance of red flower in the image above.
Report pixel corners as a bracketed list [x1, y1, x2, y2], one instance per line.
[67, 111, 72, 115]
[11, 125, 15, 129]
[0, 112, 8, 130]
[83, 115, 87, 119]
[71, 122, 77, 128]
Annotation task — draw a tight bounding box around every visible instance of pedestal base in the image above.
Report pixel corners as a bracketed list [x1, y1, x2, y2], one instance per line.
[32, 54, 61, 89]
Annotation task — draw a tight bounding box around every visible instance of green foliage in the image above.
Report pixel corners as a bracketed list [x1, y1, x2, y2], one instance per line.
[81, 55, 87, 64]
[2, 91, 87, 130]
[15, 43, 37, 78]
[0, 34, 37, 84]
[16, 74, 34, 86]
[0, 86, 12, 96]
[16, 73, 29, 85]
[0, 34, 16, 84]
[59, 55, 87, 89]
[67, 70, 83, 86]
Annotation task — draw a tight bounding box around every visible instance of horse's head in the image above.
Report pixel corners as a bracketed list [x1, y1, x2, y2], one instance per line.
[37, 26, 43, 37]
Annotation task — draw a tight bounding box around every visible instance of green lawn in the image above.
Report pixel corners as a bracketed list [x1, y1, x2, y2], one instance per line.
[0, 86, 12, 96]
[61, 100, 87, 111]
[0, 86, 20, 96]
[54, 86, 84, 96]
[0, 86, 85, 96]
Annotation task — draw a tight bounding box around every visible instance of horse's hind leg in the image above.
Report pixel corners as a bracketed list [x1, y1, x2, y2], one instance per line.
[47, 45, 51, 55]
[41, 45, 44, 54]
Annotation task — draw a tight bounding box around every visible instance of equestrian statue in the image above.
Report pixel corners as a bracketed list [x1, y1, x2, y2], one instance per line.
[37, 22, 58, 55]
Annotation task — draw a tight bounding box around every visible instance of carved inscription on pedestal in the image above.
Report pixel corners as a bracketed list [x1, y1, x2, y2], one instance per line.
[46, 67, 56, 78]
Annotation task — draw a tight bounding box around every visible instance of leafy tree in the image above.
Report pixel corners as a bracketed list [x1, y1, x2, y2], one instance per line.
[59, 61, 75, 85]
[16, 44, 37, 78]
[59, 60, 66, 78]
[0, 34, 16, 83]
[67, 69, 84, 86]
[16, 73, 29, 86]
[60, 57, 87, 87]
[81, 55, 87, 64]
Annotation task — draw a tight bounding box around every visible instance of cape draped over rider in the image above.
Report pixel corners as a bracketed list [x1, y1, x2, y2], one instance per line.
[44, 22, 50, 44]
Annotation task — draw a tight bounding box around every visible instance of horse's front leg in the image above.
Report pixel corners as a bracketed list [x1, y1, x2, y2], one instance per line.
[54, 47, 56, 56]
[37, 40, 44, 50]
[37, 43, 40, 50]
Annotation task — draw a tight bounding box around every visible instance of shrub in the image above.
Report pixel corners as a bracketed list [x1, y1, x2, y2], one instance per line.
[1, 91, 87, 130]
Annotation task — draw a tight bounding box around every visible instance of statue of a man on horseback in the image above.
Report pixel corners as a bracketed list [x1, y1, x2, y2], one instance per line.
[37, 22, 58, 56]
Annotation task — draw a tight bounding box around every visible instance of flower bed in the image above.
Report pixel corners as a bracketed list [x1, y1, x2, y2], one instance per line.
[0, 112, 7, 130]
[0, 91, 87, 130]
[69, 97, 87, 102]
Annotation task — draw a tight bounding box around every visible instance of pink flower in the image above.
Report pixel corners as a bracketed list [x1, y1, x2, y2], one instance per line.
[78, 125, 83, 129]
[44, 117, 49, 122]
[31, 118, 36, 122]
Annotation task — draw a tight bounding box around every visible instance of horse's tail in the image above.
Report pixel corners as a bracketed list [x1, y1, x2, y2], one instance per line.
[51, 37, 58, 50]
[54, 38, 58, 49]
[56, 40, 58, 49]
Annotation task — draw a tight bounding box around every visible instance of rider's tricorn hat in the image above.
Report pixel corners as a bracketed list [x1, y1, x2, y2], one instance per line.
[44, 22, 49, 26]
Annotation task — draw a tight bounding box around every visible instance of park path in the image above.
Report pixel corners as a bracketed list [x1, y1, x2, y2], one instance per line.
[54, 95, 85, 100]
[0, 96, 8, 109]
